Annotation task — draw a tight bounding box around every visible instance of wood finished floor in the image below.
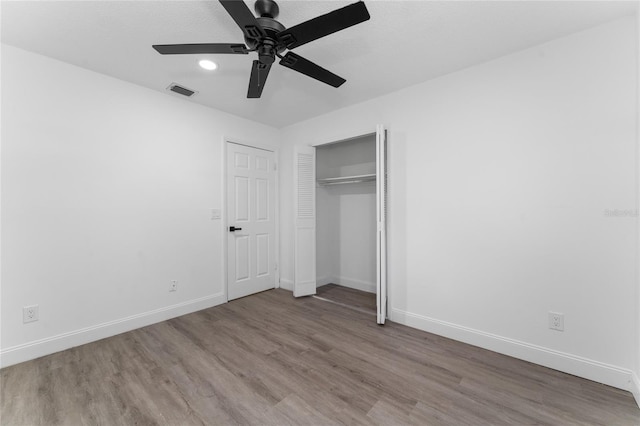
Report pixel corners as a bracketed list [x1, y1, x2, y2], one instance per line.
[1, 289, 639, 425]
[315, 284, 376, 313]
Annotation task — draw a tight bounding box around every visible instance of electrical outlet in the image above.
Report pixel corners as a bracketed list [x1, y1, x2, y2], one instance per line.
[23, 305, 39, 323]
[549, 312, 564, 331]
[169, 280, 178, 292]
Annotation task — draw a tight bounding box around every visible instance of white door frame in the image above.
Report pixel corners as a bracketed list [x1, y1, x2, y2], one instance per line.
[223, 137, 280, 302]
[375, 124, 387, 324]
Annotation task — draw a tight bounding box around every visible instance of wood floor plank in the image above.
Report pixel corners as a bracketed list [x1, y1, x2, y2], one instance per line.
[1, 288, 639, 425]
[315, 284, 377, 313]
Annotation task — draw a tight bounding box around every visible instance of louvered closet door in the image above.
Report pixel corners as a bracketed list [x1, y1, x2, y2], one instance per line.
[293, 145, 316, 297]
[227, 142, 276, 301]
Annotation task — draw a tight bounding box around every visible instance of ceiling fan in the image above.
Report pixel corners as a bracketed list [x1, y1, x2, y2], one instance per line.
[152, 0, 370, 98]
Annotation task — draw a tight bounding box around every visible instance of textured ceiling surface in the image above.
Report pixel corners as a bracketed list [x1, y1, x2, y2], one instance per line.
[1, 1, 637, 128]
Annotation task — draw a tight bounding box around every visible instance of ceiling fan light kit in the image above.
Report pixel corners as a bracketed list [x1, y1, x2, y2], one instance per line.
[152, 0, 370, 98]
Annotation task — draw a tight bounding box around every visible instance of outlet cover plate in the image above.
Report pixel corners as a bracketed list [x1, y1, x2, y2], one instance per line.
[549, 312, 564, 331]
[23, 305, 39, 323]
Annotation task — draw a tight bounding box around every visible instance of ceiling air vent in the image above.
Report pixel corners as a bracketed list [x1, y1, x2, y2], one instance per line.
[167, 83, 197, 97]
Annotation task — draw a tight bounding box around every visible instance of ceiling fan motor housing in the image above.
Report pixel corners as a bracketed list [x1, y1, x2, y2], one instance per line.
[245, 16, 287, 58]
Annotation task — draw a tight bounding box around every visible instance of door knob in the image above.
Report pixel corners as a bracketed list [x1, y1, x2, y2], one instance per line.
[229, 226, 243, 232]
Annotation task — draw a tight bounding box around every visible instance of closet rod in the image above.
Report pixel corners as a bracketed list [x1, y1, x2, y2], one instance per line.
[317, 173, 376, 186]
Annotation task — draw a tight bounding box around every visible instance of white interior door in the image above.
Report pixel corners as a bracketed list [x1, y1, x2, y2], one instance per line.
[293, 145, 316, 297]
[376, 125, 388, 324]
[227, 142, 276, 301]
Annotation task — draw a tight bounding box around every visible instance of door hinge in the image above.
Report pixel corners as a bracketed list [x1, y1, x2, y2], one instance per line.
[273, 163, 278, 171]
[274, 262, 278, 271]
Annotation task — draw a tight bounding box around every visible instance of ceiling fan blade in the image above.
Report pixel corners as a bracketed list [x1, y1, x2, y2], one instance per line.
[219, 0, 266, 41]
[247, 60, 272, 98]
[276, 1, 370, 50]
[279, 52, 345, 88]
[152, 43, 248, 55]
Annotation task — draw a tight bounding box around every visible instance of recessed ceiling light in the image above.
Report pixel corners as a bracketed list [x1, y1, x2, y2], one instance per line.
[199, 59, 218, 71]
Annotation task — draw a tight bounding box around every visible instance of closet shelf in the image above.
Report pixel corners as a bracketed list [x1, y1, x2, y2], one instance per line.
[317, 173, 376, 186]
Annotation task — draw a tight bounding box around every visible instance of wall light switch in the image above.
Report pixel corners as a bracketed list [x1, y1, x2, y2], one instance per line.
[211, 209, 221, 220]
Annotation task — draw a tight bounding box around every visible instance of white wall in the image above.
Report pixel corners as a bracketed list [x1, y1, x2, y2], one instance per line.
[315, 186, 336, 285]
[0, 45, 280, 367]
[280, 17, 638, 392]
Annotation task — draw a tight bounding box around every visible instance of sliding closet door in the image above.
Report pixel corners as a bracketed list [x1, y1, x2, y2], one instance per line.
[293, 145, 316, 297]
[376, 125, 388, 324]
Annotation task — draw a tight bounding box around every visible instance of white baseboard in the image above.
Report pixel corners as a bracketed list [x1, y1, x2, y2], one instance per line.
[391, 308, 634, 393]
[281, 277, 374, 294]
[334, 276, 376, 294]
[316, 276, 333, 287]
[0, 293, 226, 369]
[631, 372, 640, 409]
[280, 278, 293, 291]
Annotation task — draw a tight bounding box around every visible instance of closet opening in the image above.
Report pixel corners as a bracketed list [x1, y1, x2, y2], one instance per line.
[293, 125, 386, 324]
[314, 133, 378, 315]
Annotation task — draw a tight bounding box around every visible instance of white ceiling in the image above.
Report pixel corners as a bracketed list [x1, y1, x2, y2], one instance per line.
[2, 1, 637, 128]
